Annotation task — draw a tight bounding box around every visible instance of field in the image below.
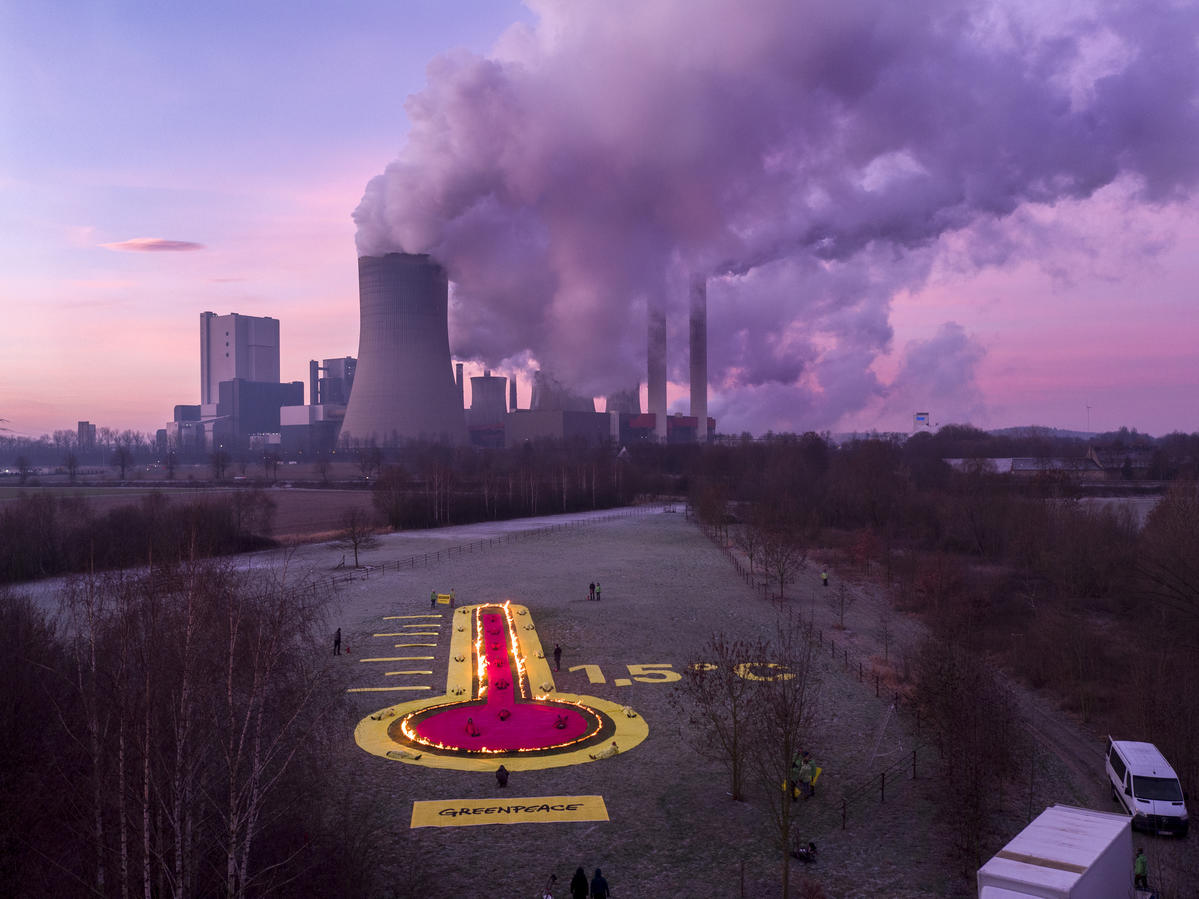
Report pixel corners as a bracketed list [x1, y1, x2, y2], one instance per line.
[286, 508, 1103, 898]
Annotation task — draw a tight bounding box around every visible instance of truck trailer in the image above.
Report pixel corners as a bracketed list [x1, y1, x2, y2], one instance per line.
[977, 804, 1133, 898]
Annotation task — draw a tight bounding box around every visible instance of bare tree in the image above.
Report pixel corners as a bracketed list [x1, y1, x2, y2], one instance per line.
[760, 524, 808, 600]
[744, 610, 821, 898]
[356, 445, 383, 481]
[828, 583, 856, 630]
[111, 443, 134, 480]
[211, 450, 231, 481]
[733, 523, 764, 581]
[914, 636, 1024, 874]
[64, 451, 79, 484]
[314, 455, 331, 485]
[15, 454, 31, 484]
[674, 633, 763, 801]
[334, 507, 380, 568]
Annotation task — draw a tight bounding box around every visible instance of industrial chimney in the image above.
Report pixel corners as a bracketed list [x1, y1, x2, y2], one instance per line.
[339, 253, 467, 445]
[647, 303, 667, 441]
[689, 274, 708, 442]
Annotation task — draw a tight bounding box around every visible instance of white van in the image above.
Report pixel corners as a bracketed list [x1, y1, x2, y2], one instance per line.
[1105, 737, 1189, 836]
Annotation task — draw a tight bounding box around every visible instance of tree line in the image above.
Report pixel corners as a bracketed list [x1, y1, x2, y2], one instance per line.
[686, 433, 1199, 888]
[0, 562, 404, 899]
[0, 490, 277, 584]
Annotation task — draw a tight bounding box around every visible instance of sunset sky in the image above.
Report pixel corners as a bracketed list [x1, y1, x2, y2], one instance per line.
[2, 0, 1197, 440]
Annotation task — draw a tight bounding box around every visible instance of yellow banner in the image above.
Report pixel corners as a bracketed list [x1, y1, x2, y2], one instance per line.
[411, 795, 608, 828]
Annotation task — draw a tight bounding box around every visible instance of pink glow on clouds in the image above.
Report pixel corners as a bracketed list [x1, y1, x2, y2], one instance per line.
[101, 238, 206, 252]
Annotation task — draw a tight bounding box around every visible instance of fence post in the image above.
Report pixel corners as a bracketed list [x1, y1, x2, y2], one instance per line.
[858, 661, 862, 681]
[880, 771, 885, 803]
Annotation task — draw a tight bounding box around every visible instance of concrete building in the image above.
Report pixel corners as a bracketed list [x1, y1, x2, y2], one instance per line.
[280, 403, 345, 456]
[689, 275, 708, 442]
[339, 253, 466, 446]
[530, 370, 595, 413]
[309, 357, 356, 406]
[506, 409, 612, 448]
[200, 312, 280, 405]
[468, 370, 508, 448]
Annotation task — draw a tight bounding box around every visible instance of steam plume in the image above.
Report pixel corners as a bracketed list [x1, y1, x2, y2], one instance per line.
[354, 0, 1199, 431]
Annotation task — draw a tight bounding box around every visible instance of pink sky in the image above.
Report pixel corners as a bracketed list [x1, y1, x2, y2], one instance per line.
[2, 1, 1196, 440]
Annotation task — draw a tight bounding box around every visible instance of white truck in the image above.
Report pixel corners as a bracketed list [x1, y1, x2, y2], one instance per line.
[977, 804, 1134, 898]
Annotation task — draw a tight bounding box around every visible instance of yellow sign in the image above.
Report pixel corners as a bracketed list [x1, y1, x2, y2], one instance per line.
[411, 795, 608, 828]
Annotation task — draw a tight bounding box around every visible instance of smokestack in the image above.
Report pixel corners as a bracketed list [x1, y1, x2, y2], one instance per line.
[339, 253, 467, 445]
[647, 303, 667, 441]
[509, 377, 517, 412]
[689, 274, 708, 442]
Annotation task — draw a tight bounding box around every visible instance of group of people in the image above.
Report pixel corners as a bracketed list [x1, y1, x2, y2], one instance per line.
[588, 581, 602, 601]
[567, 866, 609, 899]
[790, 750, 817, 800]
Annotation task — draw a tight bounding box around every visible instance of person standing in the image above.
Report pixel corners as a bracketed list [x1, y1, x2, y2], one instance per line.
[590, 868, 609, 899]
[553, 644, 562, 671]
[1134, 848, 1148, 889]
[595, 581, 601, 601]
[589, 582, 596, 601]
[821, 571, 828, 588]
[570, 867, 588, 899]
[430, 589, 437, 608]
[333, 628, 341, 655]
[798, 752, 815, 799]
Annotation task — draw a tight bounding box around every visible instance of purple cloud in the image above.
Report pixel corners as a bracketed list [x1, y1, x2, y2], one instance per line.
[353, 0, 1199, 432]
[101, 238, 205, 252]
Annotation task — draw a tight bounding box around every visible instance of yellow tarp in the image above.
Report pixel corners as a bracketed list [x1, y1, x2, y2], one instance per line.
[411, 795, 608, 828]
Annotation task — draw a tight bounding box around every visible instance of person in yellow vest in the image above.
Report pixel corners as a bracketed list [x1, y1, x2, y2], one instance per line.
[1134, 848, 1148, 889]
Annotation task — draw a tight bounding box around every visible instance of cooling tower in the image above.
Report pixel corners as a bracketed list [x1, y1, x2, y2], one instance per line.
[647, 303, 667, 440]
[469, 370, 508, 427]
[530, 370, 595, 412]
[606, 383, 641, 415]
[689, 274, 708, 442]
[338, 253, 466, 445]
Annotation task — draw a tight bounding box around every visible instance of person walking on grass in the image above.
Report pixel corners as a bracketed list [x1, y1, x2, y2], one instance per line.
[554, 643, 562, 671]
[1134, 848, 1148, 889]
[590, 868, 610, 899]
[821, 571, 828, 588]
[570, 867, 589, 899]
[589, 582, 596, 601]
[798, 752, 816, 799]
[595, 581, 601, 601]
[333, 628, 341, 656]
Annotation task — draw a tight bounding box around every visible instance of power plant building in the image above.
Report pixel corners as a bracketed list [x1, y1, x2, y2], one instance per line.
[309, 356, 356, 406]
[200, 312, 280, 405]
[165, 311, 301, 453]
[468, 370, 507, 448]
[339, 253, 467, 446]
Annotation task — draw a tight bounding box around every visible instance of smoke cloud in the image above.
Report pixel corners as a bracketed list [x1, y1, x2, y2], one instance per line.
[354, 0, 1199, 432]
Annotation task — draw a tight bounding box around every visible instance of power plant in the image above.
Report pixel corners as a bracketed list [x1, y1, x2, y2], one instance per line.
[339, 253, 467, 446]
[167, 254, 713, 453]
[689, 275, 708, 443]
